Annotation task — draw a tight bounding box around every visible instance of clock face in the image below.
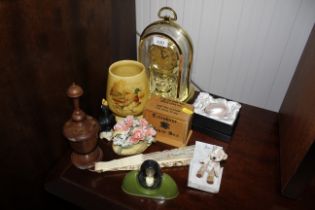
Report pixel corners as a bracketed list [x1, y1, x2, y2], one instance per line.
[149, 44, 178, 74]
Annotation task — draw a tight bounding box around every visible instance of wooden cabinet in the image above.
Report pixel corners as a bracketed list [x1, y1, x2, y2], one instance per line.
[279, 24, 315, 198]
[0, 1, 136, 208]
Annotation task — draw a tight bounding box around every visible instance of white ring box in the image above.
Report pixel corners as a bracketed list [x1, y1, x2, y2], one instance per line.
[192, 92, 241, 141]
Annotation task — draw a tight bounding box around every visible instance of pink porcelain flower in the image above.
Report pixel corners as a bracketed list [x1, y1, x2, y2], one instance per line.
[130, 128, 145, 144]
[139, 118, 148, 128]
[145, 127, 157, 137]
[125, 115, 134, 127]
[111, 115, 156, 147]
[113, 119, 130, 132]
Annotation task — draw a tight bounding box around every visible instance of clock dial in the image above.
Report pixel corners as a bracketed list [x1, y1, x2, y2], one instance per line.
[149, 45, 178, 73]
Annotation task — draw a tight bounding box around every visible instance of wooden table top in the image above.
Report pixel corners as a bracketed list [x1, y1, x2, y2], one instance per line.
[45, 104, 314, 210]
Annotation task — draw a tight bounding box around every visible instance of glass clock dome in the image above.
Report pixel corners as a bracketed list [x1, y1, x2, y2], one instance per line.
[138, 7, 194, 102]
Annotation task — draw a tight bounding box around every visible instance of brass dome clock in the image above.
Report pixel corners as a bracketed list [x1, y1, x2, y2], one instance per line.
[138, 7, 194, 102]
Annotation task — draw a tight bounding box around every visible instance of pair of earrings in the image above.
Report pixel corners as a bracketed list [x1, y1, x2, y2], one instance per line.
[196, 159, 216, 184]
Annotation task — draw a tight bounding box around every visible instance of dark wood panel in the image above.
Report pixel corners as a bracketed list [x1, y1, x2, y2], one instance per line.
[279, 24, 315, 198]
[0, 0, 136, 208]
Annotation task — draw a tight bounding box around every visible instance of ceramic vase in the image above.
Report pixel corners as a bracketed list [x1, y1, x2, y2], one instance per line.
[106, 60, 149, 117]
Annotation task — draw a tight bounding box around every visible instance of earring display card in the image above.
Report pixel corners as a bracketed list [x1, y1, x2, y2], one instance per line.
[187, 141, 226, 193]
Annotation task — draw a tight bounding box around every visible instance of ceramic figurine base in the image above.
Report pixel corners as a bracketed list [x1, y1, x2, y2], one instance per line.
[112, 142, 151, 156]
[122, 171, 178, 200]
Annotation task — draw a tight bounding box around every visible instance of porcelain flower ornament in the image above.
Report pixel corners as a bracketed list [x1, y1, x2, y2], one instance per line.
[111, 116, 156, 147]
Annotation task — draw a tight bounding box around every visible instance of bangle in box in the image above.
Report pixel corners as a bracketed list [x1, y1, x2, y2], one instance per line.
[192, 92, 241, 141]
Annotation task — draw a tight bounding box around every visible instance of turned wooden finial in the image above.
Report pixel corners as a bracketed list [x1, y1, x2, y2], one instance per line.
[66, 83, 86, 122]
[67, 82, 83, 98]
[63, 83, 103, 169]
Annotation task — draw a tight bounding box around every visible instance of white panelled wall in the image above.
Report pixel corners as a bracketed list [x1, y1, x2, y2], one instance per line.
[135, 0, 315, 112]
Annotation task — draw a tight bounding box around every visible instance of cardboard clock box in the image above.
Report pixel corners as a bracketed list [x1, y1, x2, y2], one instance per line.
[192, 92, 241, 141]
[143, 95, 193, 147]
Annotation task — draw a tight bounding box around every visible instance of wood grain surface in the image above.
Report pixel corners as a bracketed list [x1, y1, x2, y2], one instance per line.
[46, 104, 315, 210]
[0, 0, 136, 208]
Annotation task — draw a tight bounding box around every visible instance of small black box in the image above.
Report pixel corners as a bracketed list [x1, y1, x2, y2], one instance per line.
[191, 92, 241, 142]
[192, 112, 239, 141]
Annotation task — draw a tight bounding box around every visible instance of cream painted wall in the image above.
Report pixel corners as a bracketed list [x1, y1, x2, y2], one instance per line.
[136, 0, 315, 111]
